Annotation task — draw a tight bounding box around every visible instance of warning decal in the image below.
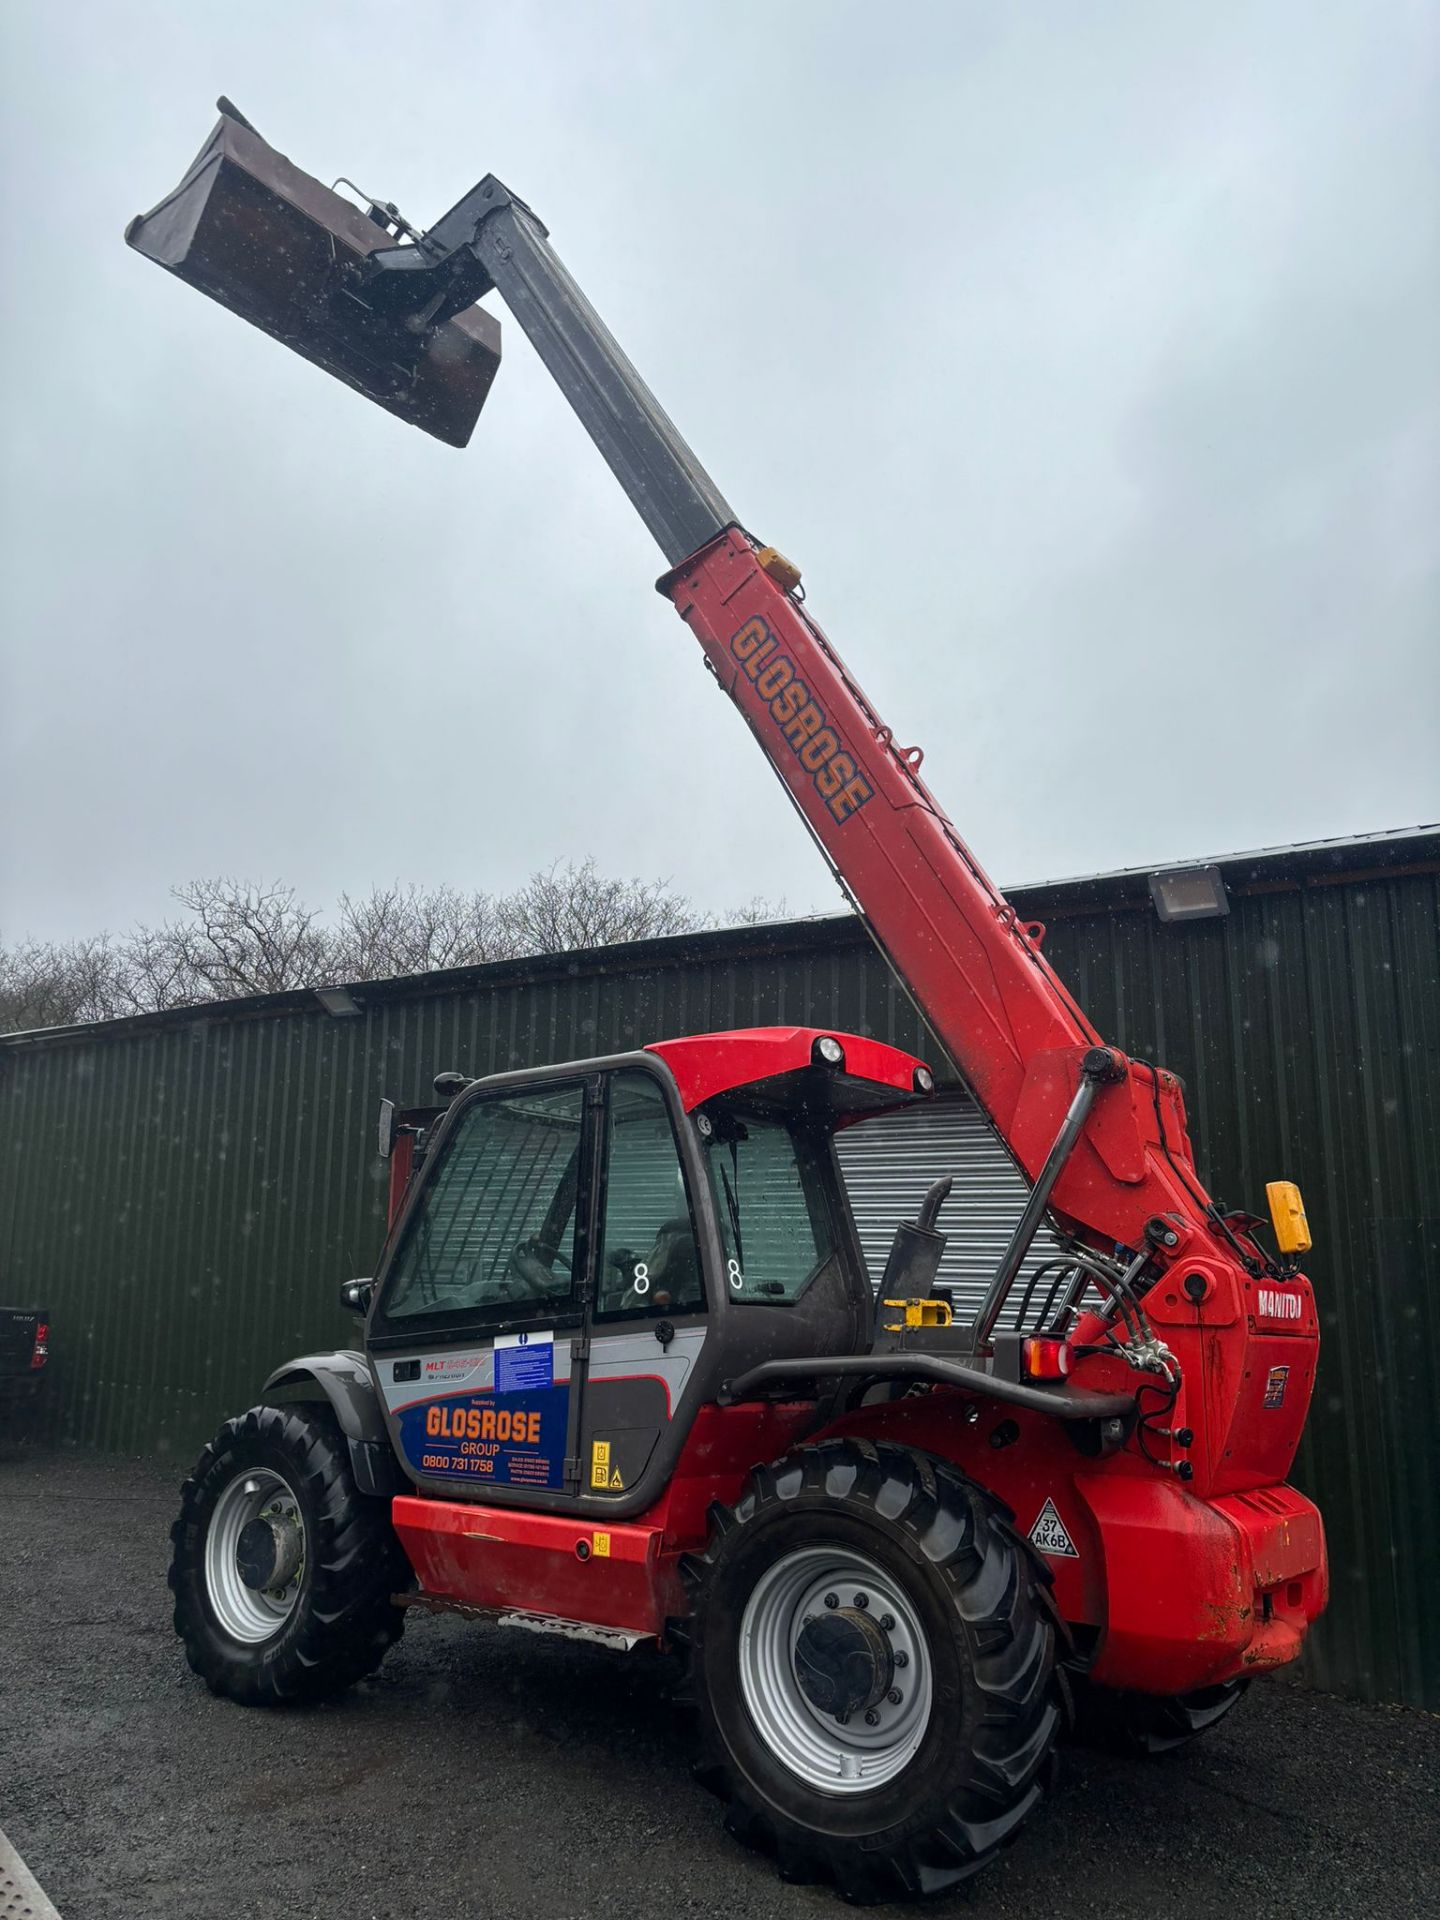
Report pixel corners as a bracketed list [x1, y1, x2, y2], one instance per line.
[495, 1330, 554, 1394]
[1263, 1364, 1291, 1410]
[1029, 1498, 1079, 1559]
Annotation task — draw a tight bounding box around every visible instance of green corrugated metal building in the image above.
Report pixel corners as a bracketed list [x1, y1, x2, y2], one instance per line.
[2, 826, 1436, 1708]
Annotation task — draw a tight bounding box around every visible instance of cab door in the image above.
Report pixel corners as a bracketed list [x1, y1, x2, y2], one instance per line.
[581, 1069, 710, 1502]
[368, 1077, 596, 1501]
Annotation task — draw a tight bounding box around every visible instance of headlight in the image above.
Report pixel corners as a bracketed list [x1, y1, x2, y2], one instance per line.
[914, 1065, 935, 1094]
[813, 1035, 845, 1067]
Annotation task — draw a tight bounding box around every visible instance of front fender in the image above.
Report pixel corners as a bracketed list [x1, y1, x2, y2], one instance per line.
[263, 1350, 406, 1497]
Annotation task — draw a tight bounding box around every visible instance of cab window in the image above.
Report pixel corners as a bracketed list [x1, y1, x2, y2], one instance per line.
[595, 1073, 704, 1320]
[378, 1082, 583, 1326]
[702, 1108, 835, 1304]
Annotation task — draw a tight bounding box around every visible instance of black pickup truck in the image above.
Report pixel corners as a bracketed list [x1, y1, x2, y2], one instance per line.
[0, 1305, 50, 1423]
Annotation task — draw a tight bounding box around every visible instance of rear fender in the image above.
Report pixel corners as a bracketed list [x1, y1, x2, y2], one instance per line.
[262, 1351, 406, 1498]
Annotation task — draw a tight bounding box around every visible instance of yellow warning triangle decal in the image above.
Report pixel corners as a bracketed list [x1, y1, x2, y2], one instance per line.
[610, 1467, 624, 1488]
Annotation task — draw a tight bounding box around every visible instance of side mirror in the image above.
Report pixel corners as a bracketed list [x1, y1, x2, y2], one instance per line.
[378, 1097, 397, 1161]
[340, 1277, 375, 1319]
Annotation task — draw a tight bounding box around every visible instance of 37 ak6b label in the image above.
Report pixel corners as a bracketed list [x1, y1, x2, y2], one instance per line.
[730, 617, 873, 823]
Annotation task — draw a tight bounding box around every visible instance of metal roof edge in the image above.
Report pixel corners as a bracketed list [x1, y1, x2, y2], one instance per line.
[6, 825, 1435, 1055]
[1009, 823, 1440, 905]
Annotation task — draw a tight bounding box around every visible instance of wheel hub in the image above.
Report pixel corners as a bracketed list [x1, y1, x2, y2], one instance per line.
[236, 1511, 304, 1592]
[738, 1545, 935, 1793]
[793, 1607, 894, 1718]
[203, 1467, 306, 1643]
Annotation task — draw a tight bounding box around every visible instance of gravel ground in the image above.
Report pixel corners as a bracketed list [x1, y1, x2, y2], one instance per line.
[1, 1445, 1436, 1920]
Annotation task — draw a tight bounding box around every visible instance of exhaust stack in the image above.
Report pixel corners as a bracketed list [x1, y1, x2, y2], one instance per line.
[125, 103, 500, 447]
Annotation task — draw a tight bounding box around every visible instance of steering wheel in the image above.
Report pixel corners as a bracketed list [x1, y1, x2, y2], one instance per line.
[505, 1237, 571, 1298]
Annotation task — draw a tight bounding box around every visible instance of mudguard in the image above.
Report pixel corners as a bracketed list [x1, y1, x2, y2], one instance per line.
[262, 1350, 407, 1498]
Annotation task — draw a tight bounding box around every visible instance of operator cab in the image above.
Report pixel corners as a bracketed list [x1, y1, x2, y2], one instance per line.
[363, 1027, 933, 1517]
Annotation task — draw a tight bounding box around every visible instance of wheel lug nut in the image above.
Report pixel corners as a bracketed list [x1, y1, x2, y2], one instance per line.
[879, 1613, 895, 1632]
[893, 1650, 909, 1668]
[853, 1592, 869, 1609]
[824, 1592, 839, 1610]
[887, 1688, 903, 1705]
[864, 1709, 880, 1726]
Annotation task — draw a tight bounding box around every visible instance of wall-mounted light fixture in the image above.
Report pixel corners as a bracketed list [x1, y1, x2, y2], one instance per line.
[1149, 865, 1229, 924]
[314, 985, 363, 1018]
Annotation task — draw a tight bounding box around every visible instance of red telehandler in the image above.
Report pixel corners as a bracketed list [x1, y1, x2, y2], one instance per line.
[129, 107, 1328, 1900]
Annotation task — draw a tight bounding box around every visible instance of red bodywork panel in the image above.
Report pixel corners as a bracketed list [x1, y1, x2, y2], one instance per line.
[387, 1132, 415, 1227]
[391, 1393, 1326, 1692]
[810, 1389, 1326, 1694]
[393, 1404, 818, 1638]
[647, 1026, 924, 1111]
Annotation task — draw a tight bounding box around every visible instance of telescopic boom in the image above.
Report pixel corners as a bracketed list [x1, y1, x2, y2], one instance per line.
[126, 108, 1285, 1321]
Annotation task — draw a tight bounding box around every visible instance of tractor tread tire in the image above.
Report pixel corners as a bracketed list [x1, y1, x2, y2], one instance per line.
[169, 1402, 409, 1706]
[1074, 1675, 1250, 1756]
[684, 1438, 1062, 1903]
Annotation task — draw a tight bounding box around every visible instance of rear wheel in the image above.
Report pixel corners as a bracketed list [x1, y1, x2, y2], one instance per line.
[170, 1403, 410, 1705]
[1075, 1677, 1249, 1755]
[687, 1439, 1062, 1902]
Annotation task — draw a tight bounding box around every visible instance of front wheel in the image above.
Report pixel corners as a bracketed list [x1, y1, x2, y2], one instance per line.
[687, 1439, 1062, 1902]
[169, 1403, 410, 1705]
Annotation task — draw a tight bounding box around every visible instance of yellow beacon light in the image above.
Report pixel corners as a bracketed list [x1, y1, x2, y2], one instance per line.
[1266, 1181, 1312, 1257]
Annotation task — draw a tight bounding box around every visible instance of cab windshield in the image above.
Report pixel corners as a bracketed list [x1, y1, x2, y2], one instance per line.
[701, 1106, 835, 1305]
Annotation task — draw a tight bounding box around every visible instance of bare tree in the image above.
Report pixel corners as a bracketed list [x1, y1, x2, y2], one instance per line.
[0, 935, 130, 1032]
[724, 894, 789, 927]
[498, 859, 697, 954]
[0, 859, 727, 1033]
[331, 884, 505, 981]
[159, 878, 331, 998]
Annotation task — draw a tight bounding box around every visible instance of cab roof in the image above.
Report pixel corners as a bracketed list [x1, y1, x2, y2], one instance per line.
[645, 1026, 931, 1115]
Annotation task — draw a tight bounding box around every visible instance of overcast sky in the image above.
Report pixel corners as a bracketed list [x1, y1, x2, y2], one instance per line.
[2, 1, 1436, 946]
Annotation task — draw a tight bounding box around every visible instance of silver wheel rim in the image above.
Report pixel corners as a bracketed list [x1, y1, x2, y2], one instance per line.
[203, 1467, 305, 1644]
[738, 1544, 934, 1793]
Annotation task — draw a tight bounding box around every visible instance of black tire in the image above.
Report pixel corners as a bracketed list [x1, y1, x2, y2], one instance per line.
[686, 1438, 1062, 1903]
[169, 1403, 410, 1705]
[1073, 1676, 1249, 1756]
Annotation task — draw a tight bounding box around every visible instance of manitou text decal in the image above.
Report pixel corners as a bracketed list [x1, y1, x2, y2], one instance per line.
[730, 617, 874, 823]
[1258, 1288, 1304, 1321]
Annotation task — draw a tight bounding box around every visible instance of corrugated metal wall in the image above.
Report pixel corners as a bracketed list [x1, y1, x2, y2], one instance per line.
[2, 852, 1435, 1708]
[836, 1097, 1068, 1317]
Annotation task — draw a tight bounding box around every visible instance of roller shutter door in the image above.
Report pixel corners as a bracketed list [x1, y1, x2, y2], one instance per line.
[834, 1092, 1067, 1326]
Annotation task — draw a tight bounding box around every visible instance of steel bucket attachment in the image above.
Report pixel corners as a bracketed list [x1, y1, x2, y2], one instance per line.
[126, 103, 500, 447]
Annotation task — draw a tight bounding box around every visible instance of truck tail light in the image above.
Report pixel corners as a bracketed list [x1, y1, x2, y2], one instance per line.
[1022, 1336, 1070, 1380]
[30, 1321, 49, 1369]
